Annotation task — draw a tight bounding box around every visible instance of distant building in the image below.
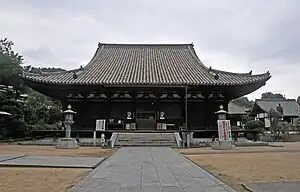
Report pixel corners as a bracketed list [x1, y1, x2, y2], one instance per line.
[249, 99, 300, 127]
[228, 102, 251, 128]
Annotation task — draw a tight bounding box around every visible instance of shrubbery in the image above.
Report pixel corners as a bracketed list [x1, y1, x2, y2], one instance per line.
[294, 118, 300, 133]
[243, 119, 265, 141]
[244, 119, 265, 131]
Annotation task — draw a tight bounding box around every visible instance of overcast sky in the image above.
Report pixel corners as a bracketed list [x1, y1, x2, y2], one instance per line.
[1, 0, 299, 100]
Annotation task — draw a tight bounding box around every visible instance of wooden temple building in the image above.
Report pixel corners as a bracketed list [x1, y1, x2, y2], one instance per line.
[22, 43, 271, 136]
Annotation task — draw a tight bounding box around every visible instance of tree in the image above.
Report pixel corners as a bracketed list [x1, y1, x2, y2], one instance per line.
[0, 38, 63, 139]
[24, 88, 62, 125]
[297, 96, 300, 104]
[268, 108, 282, 134]
[232, 96, 254, 108]
[0, 38, 23, 88]
[0, 87, 26, 138]
[266, 108, 294, 140]
[294, 118, 300, 133]
[261, 92, 285, 99]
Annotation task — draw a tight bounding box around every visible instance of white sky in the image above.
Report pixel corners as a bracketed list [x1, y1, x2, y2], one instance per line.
[1, 0, 299, 101]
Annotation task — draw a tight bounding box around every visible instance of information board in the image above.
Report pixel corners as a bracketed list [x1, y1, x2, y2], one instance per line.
[96, 119, 106, 131]
[217, 120, 232, 141]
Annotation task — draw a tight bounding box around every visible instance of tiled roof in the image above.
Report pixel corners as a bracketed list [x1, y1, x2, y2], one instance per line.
[254, 99, 300, 116]
[22, 43, 271, 86]
[228, 102, 250, 115]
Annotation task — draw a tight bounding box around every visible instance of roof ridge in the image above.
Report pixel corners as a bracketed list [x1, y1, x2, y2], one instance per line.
[257, 98, 296, 101]
[187, 45, 208, 68]
[211, 68, 251, 76]
[98, 42, 193, 47]
[82, 44, 105, 70]
[185, 47, 271, 80]
[211, 68, 270, 77]
[186, 45, 221, 81]
[22, 68, 78, 77]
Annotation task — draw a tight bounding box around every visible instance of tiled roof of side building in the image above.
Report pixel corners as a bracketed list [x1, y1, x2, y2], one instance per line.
[254, 99, 300, 116]
[22, 43, 271, 86]
[228, 102, 251, 115]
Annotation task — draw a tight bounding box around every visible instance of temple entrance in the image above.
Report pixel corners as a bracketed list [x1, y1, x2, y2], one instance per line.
[136, 101, 157, 130]
[136, 112, 156, 130]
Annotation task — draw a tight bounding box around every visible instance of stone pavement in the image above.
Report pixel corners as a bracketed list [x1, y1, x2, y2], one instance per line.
[244, 181, 300, 192]
[0, 155, 104, 168]
[0, 155, 26, 162]
[72, 147, 235, 192]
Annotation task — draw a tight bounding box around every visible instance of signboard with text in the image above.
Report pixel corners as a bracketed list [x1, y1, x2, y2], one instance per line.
[217, 120, 232, 141]
[96, 119, 106, 131]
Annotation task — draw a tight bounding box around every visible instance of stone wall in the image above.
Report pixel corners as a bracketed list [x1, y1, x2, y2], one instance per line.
[258, 133, 300, 142]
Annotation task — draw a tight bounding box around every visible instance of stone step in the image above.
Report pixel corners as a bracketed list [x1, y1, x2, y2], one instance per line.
[114, 145, 177, 147]
[117, 136, 175, 137]
[115, 132, 177, 147]
[115, 140, 177, 143]
[118, 139, 174, 140]
[121, 140, 175, 141]
[115, 143, 177, 146]
[114, 143, 177, 146]
[115, 142, 177, 145]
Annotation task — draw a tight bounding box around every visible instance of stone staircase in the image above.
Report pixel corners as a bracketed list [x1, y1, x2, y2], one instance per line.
[114, 133, 178, 147]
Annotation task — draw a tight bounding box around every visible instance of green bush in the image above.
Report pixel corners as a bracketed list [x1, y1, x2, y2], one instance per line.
[244, 119, 265, 131]
[31, 123, 61, 131]
[245, 132, 256, 140]
[32, 124, 46, 131]
[6, 119, 26, 138]
[277, 121, 294, 134]
[43, 123, 60, 130]
[294, 118, 300, 133]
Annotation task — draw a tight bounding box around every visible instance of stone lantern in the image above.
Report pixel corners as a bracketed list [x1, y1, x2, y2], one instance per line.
[56, 105, 79, 149]
[215, 105, 228, 120]
[63, 105, 76, 138]
[212, 104, 234, 150]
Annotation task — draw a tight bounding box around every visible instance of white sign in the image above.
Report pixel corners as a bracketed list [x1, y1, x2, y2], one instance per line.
[264, 118, 271, 128]
[217, 120, 232, 141]
[96, 119, 106, 131]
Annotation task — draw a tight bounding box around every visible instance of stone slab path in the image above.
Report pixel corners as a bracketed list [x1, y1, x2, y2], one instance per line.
[244, 181, 300, 192]
[0, 155, 25, 162]
[72, 147, 235, 192]
[0, 155, 104, 168]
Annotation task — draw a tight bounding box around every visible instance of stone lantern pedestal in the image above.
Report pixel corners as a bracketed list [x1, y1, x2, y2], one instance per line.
[56, 138, 79, 149]
[212, 139, 234, 150]
[56, 105, 79, 149]
[212, 105, 235, 150]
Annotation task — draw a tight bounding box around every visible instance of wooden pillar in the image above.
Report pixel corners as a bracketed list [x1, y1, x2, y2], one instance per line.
[107, 91, 111, 120]
[204, 100, 208, 130]
[132, 91, 136, 122]
[156, 94, 160, 125]
[185, 86, 188, 129]
[180, 90, 185, 128]
[82, 97, 87, 128]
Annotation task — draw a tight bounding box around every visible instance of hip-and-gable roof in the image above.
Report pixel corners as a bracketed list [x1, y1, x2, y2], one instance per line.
[22, 43, 271, 86]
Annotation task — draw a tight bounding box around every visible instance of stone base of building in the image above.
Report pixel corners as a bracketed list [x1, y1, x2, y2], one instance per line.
[212, 140, 235, 150]
[56, 138, 79, 149]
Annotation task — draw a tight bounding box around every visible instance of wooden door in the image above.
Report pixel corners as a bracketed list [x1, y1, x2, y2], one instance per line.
[136, 112, 156, 130]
